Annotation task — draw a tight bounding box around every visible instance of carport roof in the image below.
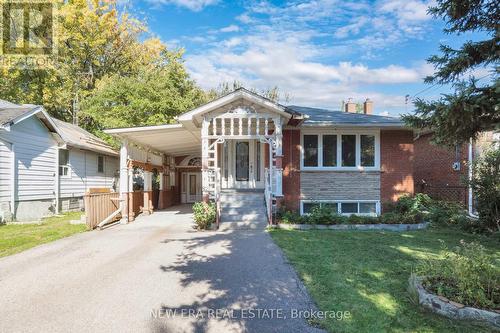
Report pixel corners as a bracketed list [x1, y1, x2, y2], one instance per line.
[104, 123, 201, 156]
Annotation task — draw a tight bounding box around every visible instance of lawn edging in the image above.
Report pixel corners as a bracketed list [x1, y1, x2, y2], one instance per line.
[408, 274, 500, 330]
[272, 222, 428, 231]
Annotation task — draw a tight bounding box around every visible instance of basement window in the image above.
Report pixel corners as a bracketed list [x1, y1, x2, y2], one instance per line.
[301, 200, 379, 216]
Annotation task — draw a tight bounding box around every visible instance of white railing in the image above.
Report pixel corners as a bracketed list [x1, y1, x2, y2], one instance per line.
[264, 168, 273, 224]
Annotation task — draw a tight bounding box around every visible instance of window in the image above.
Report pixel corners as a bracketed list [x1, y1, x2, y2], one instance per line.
[341, 202, 358, 214]
[361, 135, 375, 167]
[97, 155, 104, 173]
[359, 202, 377, 214]
[303, 135, 318, 167]
[301, 132, 379, 169]
[302, 202, 319, 214]
[58, 149, 70, 177]
[322, 135, 337, 167]
[341, 135, 356, 167]
[301, 200, 379, 216]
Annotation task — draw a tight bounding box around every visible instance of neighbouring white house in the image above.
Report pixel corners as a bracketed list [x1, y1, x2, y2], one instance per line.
[0, 100, 119, 222]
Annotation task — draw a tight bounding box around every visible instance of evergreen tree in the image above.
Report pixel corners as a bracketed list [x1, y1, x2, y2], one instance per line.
[403, 0, 499, 146]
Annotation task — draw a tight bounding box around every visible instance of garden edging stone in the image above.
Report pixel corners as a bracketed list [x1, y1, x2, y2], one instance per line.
[273, 222, 428, 231]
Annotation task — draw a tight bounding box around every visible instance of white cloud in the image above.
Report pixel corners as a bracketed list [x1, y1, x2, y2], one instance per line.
[219, 24, 240, 33]
[146, 0, 218, 11]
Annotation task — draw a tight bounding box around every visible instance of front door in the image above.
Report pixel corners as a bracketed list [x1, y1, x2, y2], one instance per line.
[185, 172, 201, 203]
[235, 141, 251, 188]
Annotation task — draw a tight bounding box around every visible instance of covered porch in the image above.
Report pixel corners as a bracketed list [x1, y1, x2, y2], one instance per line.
[104, 89, 293, 224]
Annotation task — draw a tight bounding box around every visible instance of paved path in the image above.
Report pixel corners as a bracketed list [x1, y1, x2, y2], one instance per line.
[0, 205, 324, 333]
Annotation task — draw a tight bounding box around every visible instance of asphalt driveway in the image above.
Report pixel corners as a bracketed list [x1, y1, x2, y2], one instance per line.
[0, 205, 324, 333]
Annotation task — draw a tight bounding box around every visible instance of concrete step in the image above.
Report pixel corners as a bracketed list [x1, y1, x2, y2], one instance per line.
[221, 207, 266, 214]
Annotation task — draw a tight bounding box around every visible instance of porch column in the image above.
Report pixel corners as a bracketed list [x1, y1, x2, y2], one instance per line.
[274, 118, 283, 197]
[119, 140, 129, 224]
[201, 118, 210, 202]
[159, 171, 164, 209]
[143, 170, 152, 215]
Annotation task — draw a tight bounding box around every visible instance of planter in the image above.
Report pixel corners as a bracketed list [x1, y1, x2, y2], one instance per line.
[408, 274, 500, 330]
[274, 222, 428, 231]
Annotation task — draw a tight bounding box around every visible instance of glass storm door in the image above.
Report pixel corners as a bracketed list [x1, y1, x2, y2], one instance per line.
[235, 141, 251, 188]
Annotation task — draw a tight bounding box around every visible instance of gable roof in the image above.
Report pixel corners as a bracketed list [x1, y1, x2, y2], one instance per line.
[178, 88, 293, 124]
[286, 105, 406, 127]
[0, 106, 37, 126]
[52, 118, 118, 156]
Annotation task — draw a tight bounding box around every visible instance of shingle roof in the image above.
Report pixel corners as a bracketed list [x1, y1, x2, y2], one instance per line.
[52, 118, 118, 156]
[0, 106, 38, 126]
[286, 105, 406, 127]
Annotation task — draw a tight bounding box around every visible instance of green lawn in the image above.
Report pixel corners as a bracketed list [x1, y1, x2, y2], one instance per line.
[270, 227, 500, 333]
[0, 212, 87, 258]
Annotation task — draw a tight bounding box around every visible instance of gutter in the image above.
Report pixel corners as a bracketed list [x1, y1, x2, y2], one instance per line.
[468, 139, 479, 218]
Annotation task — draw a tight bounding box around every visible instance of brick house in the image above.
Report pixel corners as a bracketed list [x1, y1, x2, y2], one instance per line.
[103, 88, 482, 225]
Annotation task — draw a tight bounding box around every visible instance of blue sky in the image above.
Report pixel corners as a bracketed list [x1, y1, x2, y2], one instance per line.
[122, 0, 487, 115]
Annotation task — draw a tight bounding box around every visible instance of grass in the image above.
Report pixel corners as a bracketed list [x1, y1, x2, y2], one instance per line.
[0, 212, 87, 258]
[269, 226, 500, 333]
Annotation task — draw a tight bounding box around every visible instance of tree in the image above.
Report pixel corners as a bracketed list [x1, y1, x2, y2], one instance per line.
[0, 0, 167, 121]
[402, 0, 499, 146]
[80, 49, 207, 145]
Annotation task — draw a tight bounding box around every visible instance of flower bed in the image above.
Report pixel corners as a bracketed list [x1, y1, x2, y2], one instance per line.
[409, 275, 500, 330]
[409, 241, 500, 330]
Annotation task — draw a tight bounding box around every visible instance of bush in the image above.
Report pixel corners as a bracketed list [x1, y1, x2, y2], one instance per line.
[468, 148, 500, 233]
[192, 202, 216, 230]
[307, 205, 337, 225]
[394, 193, 433, 215]
[417, 241, 500, 310]
[347, 214, 379, 224]
[279, 210, 304, 224]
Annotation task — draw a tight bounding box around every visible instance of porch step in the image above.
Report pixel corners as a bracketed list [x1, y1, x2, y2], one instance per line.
[219, 189, 268, 230]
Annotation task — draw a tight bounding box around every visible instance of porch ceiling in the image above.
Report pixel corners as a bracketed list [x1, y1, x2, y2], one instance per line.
[105, 124, 201, 156]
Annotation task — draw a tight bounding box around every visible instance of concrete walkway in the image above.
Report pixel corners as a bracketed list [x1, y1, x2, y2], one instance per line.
[0, 205, 324, 333]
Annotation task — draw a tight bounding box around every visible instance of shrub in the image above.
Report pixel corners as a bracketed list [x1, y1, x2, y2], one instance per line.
[417, 241, 500, 310]
[347, 214, 379, 224]
[192, 202, 216, 230]
[394, 193, 433, 215]
[468, 148, 500, 233]
[306, 205, 336, 225]
[279, 210, 303, 224]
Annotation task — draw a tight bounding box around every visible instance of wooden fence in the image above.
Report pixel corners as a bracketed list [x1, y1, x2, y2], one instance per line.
[84, 192, 121, 229]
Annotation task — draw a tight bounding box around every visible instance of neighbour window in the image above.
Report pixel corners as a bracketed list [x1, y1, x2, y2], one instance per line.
[59, 149, 70, 177]
[361, 135, 375, 167]
[322, 135, 337, 167]
[303, 135, 318, 167]
[341, 135, 356, 167]
[97, 155, 104, 173]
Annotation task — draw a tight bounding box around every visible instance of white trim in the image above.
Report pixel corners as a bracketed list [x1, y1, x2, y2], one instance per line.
[178, 89, 291, 122]
[300, 129, 380, 171]
[10, 143, 15, 218]
[104, 123, 183, 134]
[300, 199, 381, 216]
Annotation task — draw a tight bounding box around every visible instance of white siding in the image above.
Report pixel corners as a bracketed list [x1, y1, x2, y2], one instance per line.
[59, 148, 119, 198]
[0, 116, 57, 202]
[0, 139, 12, 203]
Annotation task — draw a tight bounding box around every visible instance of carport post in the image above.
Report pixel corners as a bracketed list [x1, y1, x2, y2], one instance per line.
[119, 139, 129, 224]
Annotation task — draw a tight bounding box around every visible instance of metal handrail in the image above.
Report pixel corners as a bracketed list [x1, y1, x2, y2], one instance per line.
[264, 168, 273, 224]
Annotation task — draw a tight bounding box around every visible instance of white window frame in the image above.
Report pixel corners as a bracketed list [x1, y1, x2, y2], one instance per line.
[58, 149, 71, 178]
[300, 129, 380, 171]
[97, 155, 105, 174]
[300, 200, 381, 216]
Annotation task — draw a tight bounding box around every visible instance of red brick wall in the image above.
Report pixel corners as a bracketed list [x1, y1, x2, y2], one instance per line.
[281, 129, 301, 211]
[414, 134, 468, 204]
[380, 130, 414, 209]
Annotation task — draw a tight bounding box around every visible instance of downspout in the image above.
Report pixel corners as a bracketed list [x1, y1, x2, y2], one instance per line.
[468, 139, 478, 218]
[55, 147, 59, 214]
[10, 143, 15, 220]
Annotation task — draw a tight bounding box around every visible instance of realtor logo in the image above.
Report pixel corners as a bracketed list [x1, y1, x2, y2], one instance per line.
[0, 0, 58, 67]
